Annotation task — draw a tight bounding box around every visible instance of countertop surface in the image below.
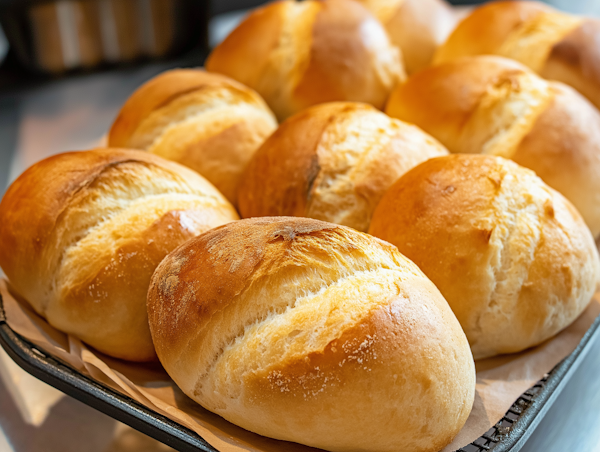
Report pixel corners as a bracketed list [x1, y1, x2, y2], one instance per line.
[1, 3, 600, 452]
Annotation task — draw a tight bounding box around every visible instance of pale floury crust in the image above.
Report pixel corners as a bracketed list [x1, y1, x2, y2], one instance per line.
[147, 217, 475, 452]
[0, 148, 239, 361]
[238, 102, 448, 232]
[205, 0, 405, 121]
[369, 154, 600, 359]
[108, 68, 277, 206]
[433, 0, 600, 111]
[385, 55, 600, 238]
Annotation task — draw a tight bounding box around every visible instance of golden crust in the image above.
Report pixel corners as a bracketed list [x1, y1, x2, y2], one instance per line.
[206, 0, 404, 120]
[204, 3, 285, 92]
[386, 56, 551, 154]
[238, 102, 447, 231]
[512, 82, 600, 238]
[433, 1, 552, 65]
[434, 1, 600, 110]
[108, 68, 277, 205]
[148, 216, 475, 452]
[109, 69, 231, 145]
[385, 56, 600, 237]
[542, 19, 600, 110]
[369, 155, 600, 358]
[358, 0, 457, 74]
[0, 148, 239, 361]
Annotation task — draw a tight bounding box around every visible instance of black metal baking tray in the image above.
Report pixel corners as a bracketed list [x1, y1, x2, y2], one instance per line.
[1, 291, 599, 452]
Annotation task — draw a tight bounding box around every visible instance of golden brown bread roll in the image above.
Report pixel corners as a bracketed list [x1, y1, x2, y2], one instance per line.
[108, 69, 277, 206]
[385, 56, 600, 238]
[433, 1, 600, 110]
[369, 155, 600, 359]
[147, 216, 475, 452]
[0, 148, 238, 361]
[238, 102, 448, 231]
[356, 0, 458, 74]
[205, 0, 405, 121]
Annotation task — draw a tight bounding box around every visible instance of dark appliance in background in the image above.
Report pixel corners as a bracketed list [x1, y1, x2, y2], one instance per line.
[0, 0, 209, 74]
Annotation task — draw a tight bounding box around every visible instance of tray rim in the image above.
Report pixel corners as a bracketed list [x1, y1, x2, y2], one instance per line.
[477, 310, 600, 452]
[0, 291, 599, 452]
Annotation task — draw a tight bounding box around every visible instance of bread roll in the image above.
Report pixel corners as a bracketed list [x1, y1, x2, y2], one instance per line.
[386, 56, 600, 238]
[433, 1, 600, 110]
[205, 0, 405, 121]
[238, 102, 448, 232]
[148, 216, 475, 452]
[369, 155, 600, 359]
[108, 69, 277, 206]
[0, 148, 238, 361]
[356, 0, 457, 74]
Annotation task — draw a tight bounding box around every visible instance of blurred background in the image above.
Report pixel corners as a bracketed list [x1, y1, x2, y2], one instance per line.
[0, 1, 599, 452]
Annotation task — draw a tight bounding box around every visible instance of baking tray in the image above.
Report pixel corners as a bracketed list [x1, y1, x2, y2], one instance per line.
[1, 291, 599, 452]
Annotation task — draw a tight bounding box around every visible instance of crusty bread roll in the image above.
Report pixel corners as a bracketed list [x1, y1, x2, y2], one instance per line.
[238, 102, 448, 232]
[108, 69, 277, 206]
[433, 1, 600, 111]
[356, 0, 458, 74]
[147, 216, 475, 452]
[0, 148, 238, 361]
[205, 0, 405, 121]
[369, 155, 600, 359]
[386, 56, 600, 238]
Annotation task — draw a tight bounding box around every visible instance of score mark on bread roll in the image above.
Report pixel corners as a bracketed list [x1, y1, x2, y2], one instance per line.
[386, 56, 600, 238]
[0, 149, 239, 361]
[238, 102, 448, 232]
[148, 217, 475, 452]
[205, 0, 405, 121]
[108, 69, 277, 206]
[369, 155, 600, 359]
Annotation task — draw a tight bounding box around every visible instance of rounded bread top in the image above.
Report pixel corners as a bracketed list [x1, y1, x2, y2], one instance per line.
[0, 148, 238, 360]
[369, 154, 600, 358]
[358, 0, 457, 74]
[433, 1, 582, 72]
[205, 0, 404, 120]
[148, 216, 475, 451]
[238, 102, 447, 231]
[386, 56, 553, 157]
[108, 68, 275, 150]
[385, 55, 600, 237]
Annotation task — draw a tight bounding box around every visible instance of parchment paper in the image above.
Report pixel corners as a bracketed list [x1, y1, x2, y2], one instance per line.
[1, 279, 599, 452]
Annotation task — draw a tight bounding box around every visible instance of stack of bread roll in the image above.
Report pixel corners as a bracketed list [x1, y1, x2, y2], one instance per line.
[1, 1, 600, 451]
[386, 55, 600, 238]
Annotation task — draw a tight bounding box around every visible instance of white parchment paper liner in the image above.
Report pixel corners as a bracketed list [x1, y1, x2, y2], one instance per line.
[1, 279, 598, 452]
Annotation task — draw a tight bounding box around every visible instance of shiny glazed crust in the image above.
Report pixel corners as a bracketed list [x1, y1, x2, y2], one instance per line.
[385, 56, 600, 237]
[238, 102, 448, 232]
[369, 155, 600, 359]
[205, 0, 405, 120]
[0, 148, 239, 361]
[357, 0, 457, 74]
[147, 216, 475, 452]
[433, 1, 600, 110]
[108, 69, 277, 205]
